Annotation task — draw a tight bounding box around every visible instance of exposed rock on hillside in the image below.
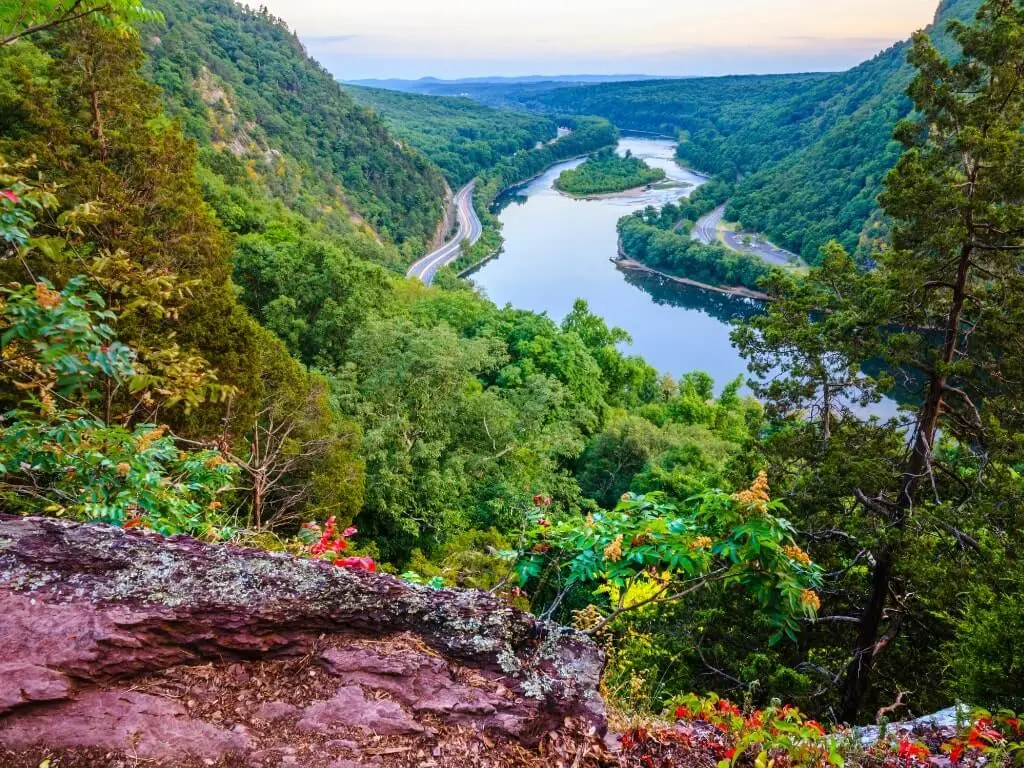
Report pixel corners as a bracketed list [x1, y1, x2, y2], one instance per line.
[0, 516, 608, 767]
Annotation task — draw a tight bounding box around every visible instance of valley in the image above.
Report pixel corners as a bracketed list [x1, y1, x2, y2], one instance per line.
[1, 0, 1023, 764]
[469, 136, 754, 383]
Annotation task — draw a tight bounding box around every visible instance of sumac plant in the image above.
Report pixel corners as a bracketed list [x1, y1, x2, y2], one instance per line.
[0, 277, 236, 536]
[669, 693, 843, 768]
[514, 472, 824, 642]
[298, 517, 377, 572]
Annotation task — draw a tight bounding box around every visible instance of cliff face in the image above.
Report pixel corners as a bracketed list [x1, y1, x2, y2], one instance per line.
[0, 516, 608, 767]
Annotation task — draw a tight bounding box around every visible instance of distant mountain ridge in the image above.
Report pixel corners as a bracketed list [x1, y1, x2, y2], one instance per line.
[345, 74, 677, 91]
[379, 0, 982, 262]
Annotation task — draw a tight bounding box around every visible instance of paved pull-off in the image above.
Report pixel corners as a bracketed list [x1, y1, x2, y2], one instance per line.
[692, 203, 798, 266]
[406, 181, 483, 285]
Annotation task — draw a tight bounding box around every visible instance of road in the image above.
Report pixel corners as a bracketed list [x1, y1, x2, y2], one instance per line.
[722, 230, 797, 266]
[692, 204, 726, 244]
[691, 203, 798, 267]
[406, 181, 483, 285]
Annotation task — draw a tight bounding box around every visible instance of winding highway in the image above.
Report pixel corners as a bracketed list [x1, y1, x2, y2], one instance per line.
[692, 203, 726, 245]
[406, 181, 483, 285]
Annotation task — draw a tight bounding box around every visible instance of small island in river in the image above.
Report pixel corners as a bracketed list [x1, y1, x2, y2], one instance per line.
[554, 147, 667, 196]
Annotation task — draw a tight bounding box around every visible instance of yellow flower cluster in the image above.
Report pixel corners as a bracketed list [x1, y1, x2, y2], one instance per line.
[732, 470, 771, 509]
[573, 604, 604, 631]
[204, 454, 227, 470]
[690, 536, 714, 551]
[34, 282, 62, 310]
[134, 424, 168, 453]
[800, 588, 822, 612]
[39, 390, 55, 417]
[784, 545, 812, 566]
[603, 534, 623, 562]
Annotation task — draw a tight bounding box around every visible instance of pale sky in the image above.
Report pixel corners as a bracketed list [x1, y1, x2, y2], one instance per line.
[254, 0, 944, 80]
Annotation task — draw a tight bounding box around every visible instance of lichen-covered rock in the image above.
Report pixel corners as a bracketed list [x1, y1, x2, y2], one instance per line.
[0, 516, 608, 767]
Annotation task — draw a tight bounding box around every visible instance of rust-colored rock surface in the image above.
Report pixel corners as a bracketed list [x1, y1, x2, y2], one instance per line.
[0, 516, 609, 767]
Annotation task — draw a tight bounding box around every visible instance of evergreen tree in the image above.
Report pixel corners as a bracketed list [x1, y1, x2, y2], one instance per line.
[735, 0, 1024, 721]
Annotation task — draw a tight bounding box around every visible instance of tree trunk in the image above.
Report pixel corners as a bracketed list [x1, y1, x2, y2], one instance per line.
[840, 234, 973, 722]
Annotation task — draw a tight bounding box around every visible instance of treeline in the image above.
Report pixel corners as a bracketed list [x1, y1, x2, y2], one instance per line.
[616, 180, 773, 292]
[554, 148, 665, 196]
[344, 86, 559, 187]
[467, 0, 981, 263]
[473, 116, 618, 205]
[618, 216, 774, 292]
[447, 116, 619, 274]
[514, 74, 827, 173]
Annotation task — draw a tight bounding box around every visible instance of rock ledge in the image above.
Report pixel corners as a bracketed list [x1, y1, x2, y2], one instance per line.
[0, 516, 606, 767]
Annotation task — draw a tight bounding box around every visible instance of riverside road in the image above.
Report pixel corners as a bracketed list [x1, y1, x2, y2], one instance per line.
[406, 181, 483, 285]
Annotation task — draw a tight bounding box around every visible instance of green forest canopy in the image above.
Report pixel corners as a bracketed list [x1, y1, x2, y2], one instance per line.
[142, 0, 448, 259]
[0, 0, 1022, 735]
[344, 86, 560, 187]
[554, 148, 666, 196]
[408, 0, 982, 264]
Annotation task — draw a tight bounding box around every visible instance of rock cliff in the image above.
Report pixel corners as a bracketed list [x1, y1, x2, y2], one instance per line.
[0, 516, 608, 767]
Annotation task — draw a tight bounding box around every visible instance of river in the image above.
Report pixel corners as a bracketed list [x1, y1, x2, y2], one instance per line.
[467, 135, 762, 389]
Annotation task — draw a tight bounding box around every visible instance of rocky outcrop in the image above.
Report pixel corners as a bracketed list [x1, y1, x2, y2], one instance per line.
[0, 516, 607, 767]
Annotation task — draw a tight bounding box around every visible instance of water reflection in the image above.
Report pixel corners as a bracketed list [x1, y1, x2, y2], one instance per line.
[617, 268, 765, 328]
[470, 136, 759, 389]
[470, 136, 902, 418]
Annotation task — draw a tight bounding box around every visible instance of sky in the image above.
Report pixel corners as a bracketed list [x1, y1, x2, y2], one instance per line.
[254, 0, 943, 81]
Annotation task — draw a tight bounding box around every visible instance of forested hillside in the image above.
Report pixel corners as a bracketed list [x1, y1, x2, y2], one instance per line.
[141, 0, 448, 257]
[345, 86, 560, 187]
[460, 0, 982, 262]
[2, 0, 1024, 754]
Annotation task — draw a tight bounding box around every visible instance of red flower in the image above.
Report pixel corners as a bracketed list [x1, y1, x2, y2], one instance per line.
[343, 526, 358, 538]
[897, 739, 929, 762]
[675, 705, 690, 720]
[805, 719, 825, 736]
[123, 518, 143, 529]
[724, 747, 737, 760]
[948, 744, 964, 765]
[716, 699, 740, 717]
[0, 190, 19, 204]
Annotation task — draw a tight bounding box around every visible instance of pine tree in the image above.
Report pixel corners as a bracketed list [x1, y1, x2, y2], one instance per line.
[735, 0, 1024, 721]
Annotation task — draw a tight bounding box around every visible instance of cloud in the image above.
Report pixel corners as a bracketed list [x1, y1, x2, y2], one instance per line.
[780, 35, 902, 48]
[304, 34, 360, 45]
